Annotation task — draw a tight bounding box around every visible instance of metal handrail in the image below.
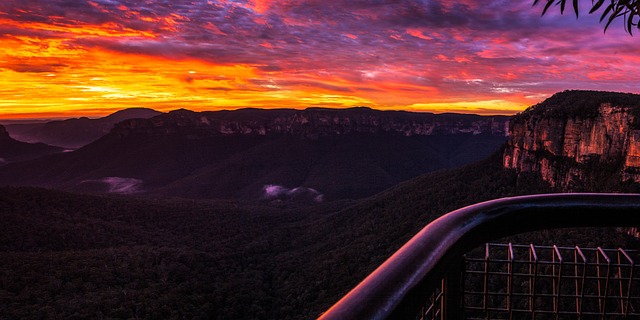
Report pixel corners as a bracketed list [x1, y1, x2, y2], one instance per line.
[319, 193, 640, 320]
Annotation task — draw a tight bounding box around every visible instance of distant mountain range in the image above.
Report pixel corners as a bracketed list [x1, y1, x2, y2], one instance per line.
[0, 107, 509, 200]
[0, 125, 63, 164]
[2, 91, 640, 319]
[4, 108, 161, 149]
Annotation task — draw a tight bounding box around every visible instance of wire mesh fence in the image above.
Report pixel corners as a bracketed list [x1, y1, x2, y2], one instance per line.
[418, 243, 640, 320]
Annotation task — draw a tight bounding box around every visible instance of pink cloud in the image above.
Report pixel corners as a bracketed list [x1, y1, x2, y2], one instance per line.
[406, 28, 432, 40]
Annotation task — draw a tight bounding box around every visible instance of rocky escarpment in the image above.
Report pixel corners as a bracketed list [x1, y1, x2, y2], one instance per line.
[503, 90, 640, 190]
[111, 107, 509, 139]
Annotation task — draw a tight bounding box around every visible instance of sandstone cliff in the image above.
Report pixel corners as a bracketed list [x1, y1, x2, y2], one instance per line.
[503, 90, 640, 190]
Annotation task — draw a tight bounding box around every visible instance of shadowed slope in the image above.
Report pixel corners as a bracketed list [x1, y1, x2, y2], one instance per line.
[0, 125, 63, 164]
[4, 108, 161, 149]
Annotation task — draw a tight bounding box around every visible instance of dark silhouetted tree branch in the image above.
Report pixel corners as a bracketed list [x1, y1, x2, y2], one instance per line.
[533, 0, 640, 34]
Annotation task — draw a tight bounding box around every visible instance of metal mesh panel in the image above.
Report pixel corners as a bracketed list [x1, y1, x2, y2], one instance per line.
[462, 243, 640, 319]
[414, 243, 640, 319]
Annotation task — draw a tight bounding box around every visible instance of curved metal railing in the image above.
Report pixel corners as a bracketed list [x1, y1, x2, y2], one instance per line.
[319, 193, 640, 320]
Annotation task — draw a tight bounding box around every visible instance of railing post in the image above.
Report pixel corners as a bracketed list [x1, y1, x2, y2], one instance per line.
[443, 257, 464, 319]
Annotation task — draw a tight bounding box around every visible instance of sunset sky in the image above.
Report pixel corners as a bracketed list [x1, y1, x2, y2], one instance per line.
[1, 0, 638, 119]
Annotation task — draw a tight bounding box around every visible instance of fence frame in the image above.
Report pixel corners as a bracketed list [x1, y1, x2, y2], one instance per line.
[319, 193, 640, 320]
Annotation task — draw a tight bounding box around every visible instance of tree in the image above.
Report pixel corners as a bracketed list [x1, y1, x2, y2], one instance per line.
[533, 0, 640, 34]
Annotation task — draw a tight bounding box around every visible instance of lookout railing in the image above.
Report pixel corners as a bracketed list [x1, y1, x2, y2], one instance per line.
[318, 193, 640, 320]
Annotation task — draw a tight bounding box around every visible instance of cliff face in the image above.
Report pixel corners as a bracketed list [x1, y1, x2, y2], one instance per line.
[503, 91, 640, 190]
[111, 107, 509, 139]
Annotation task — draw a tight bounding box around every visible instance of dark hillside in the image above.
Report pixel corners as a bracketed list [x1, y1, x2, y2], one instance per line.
[0, 152, 549, 319]
[1, 150, 638, 319]
[0, 125, 62, 163]
[0, 186, 352, 319]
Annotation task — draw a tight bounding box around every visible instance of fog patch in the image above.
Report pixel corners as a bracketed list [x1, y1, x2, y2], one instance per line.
[80, 177, 143, 194]
[103, 177, 143, 194]
[0, 158, 6, 166]
[262, 184, 324, 203]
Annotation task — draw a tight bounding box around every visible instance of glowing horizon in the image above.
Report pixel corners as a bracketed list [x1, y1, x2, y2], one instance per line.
[1, 1, 638, 119]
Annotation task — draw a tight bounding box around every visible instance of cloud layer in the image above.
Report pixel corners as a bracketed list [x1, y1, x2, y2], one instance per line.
[1, 0, 638, 118]
[262, 184, 324, 203]
[80, 176, 143, 194]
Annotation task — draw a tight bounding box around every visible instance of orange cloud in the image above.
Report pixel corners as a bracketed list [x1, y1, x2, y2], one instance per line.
[2, 0, 638, 120]
[0, 18, 156, 39]
[249, 0, 278, 14]
[406, 28, 432, 41]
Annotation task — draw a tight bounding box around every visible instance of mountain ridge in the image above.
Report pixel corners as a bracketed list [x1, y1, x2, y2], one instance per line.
[4, 107, 161, 149]
[0, 107, 508, 200]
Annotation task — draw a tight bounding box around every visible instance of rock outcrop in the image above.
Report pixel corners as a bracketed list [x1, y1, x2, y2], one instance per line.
[503, 90, 640, 190]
